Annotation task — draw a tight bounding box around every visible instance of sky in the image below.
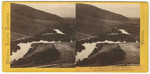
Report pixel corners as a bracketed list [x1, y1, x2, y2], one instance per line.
[18, 3, 140, 18]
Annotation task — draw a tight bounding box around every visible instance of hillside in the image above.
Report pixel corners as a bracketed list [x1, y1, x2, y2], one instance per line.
[76, 3, 140, 42]
[76, 3, 130, 37]
[76, 3, 129, 20]
[11, 3, 64, 40]
[11, 3, 63, 21]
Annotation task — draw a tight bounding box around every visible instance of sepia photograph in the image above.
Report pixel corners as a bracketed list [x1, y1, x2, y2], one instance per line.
[10, 3, 76, 68]
[75, 3, 140, 67]
[10, 3, 140, 68]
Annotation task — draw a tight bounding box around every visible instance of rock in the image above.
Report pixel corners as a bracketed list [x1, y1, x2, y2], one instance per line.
[11, 43, 61, 67]
[76, 44, 126, 66]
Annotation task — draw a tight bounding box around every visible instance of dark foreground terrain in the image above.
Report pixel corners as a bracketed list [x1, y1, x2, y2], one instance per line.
[11, 42, 75, 68]
[76, 43, 140, 67]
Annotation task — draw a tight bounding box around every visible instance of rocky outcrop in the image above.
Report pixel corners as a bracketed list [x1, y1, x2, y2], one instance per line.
[11, 43, 61, 67]
[76, 44, 126, 66]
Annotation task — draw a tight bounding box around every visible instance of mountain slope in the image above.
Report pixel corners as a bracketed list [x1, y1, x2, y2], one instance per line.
[11, 3, 64, 40]
[76, 3, 129, 20]
[76, 3, 130, 37]
[11, 3, 63, 21]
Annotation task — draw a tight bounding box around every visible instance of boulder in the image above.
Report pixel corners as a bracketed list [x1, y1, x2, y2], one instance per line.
[11, 43, 61, 67]
[77, 44, 126, 66]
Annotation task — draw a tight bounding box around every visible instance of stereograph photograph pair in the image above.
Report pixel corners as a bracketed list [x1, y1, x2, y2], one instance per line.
[2, 2, 148, 72]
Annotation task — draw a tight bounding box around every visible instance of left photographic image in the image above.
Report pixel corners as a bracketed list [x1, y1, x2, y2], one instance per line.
[10, 3, 76, 68]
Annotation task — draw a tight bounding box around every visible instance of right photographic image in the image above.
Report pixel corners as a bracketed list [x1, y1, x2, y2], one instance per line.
[75, 3, 140, 67]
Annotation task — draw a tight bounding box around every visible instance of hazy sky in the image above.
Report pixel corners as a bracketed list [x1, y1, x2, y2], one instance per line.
[18, 3, 140, 18]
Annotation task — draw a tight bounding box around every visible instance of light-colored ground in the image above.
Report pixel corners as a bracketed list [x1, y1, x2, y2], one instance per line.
[53, 42, 75, 63]
[119, 43, 140, 65]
